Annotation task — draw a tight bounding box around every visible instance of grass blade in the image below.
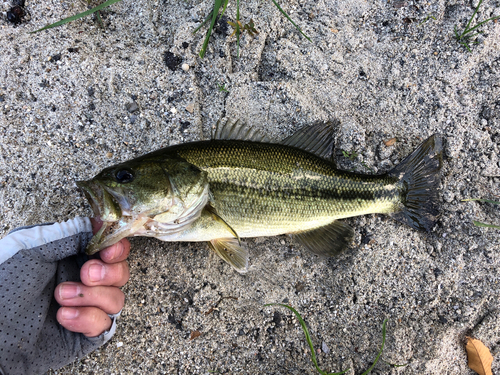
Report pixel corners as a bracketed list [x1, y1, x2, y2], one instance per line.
[462, 198, 500, 205]
[265, 303, 349, 375]
[473, 221, 500, 229]
[30, 0, 123, 33]
[220, 0, 229, 17]
[461, 41, 472, 52]
[462, 199, 499, 229]
[269, 0, 311, 42]
[418, 14, 436, 27]
[360, 319, 388, 375]
[454, 0, 499, 51]
[199, 0, 224, 58]
[236, 0, 240, 58]
[193, 10, 215, 34]
[95, 9, 104, 28]
[462, 15, 500, 37]
[461, 0, 483, 38]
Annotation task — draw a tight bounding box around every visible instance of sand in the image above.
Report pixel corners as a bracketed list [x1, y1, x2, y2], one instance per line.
[1, 0, 499, 373]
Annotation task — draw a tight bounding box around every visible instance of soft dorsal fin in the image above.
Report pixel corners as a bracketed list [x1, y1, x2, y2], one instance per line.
[293, 220, 354, 257]
[212, 119, 270, 142]
[281, 122, 337, 160]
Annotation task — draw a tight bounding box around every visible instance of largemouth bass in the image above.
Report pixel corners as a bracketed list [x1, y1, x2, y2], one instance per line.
[77, 121, 442, 272]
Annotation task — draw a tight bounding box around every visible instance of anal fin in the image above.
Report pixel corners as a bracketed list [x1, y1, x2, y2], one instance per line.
[208, 238, 249, 273]
[293, 220, 354, 257]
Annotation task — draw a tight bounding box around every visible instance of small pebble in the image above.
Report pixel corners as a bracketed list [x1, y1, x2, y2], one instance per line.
[384, 137, 397, 146]
[164, 52, 182, 70]
[186, 103, 194, 113]
[126, 101, 139, 113]
[182, 63, 190, 72]
[116, 342, 123, 348]
[106, 152, 113, 158]
[171, 107, 177, 114]
[322, 342, 330, 354]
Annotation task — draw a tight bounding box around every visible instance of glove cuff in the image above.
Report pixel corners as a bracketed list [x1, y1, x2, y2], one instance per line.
[86, 310, 122, 345]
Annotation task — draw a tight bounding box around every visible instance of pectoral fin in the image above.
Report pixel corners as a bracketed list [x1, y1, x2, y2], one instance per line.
[293, 220, 354, 257]
[208, 238, 249, 273]
[205, 204, 240, 244]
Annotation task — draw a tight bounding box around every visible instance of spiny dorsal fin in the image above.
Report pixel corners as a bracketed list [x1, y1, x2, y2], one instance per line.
[293, 220, 354, 257]
[212, 119, 270, 142]
[281, 122, 337, 160]
[208, 238, 249, 273]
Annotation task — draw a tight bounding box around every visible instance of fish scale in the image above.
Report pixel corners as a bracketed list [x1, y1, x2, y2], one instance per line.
[173, 140, 400, 238]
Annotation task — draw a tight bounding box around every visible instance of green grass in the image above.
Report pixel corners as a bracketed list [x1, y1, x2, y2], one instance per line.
[265, 303, 389, 375]
[194, 0, 310, 58]
[30, 0, 121, 33]
[342, 150, 358, 161]
[462, 198, 500, 229]
[454, 0, 500, 52]
[418, 14, 436, 27]
[217, 83, 229, 92]
[31, 0, 310, 58]
[342, 150, 374, 173]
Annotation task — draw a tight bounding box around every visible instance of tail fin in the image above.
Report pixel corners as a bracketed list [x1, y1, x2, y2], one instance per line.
[389, 134, 443, 231]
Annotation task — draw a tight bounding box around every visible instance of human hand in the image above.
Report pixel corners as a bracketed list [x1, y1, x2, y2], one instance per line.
[54, 219, 131, 337]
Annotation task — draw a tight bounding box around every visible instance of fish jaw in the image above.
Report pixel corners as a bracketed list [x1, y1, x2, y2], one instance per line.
[85, 216, 148, 255]
[76, 180, 122, 222]
[77, 179, 129, 254]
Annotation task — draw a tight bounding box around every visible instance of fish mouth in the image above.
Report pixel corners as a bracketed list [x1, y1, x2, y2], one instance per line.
[76, 180, 123, 222]
[76, 180, 133, 255]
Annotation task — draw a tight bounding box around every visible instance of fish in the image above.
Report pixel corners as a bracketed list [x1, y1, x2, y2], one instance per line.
[77, 120, 443, 272]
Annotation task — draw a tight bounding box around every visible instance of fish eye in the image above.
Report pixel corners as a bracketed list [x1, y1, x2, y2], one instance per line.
[115, 169, 134, 183]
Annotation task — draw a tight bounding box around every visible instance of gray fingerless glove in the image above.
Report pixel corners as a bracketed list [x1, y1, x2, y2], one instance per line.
[0, 218, 119, 375]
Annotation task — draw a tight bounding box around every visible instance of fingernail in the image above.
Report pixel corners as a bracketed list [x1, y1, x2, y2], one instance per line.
[59, 283, 82, 299]
[61, 307, 79, 320]
[89, 264, 105, 282]
[112, 241, 124, 260]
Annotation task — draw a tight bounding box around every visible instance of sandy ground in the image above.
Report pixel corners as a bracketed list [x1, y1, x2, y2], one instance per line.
[1, 0, 500, 373]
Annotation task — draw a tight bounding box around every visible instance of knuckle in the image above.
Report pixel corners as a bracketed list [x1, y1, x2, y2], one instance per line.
[84, 308, 108, 337]
[88, 308, 101, 326]
[114, 261, 130, 286]
[96, 286, 125, 314]
[112, 289, 126, 313]
[121, 261, 130, 278]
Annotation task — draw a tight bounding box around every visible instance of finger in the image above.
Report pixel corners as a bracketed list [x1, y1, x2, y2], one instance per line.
[55, 282, 125, 315]
[57, 306, 112, 338]
[99, 238, 131, 264]
[80, 259, 130, 287]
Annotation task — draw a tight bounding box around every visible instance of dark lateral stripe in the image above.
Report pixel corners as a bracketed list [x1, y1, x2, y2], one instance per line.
[209, 181, 378, 202]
